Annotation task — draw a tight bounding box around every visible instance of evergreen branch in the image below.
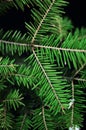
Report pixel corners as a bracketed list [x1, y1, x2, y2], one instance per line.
[0, 30, 30, 55]
[0, 64, 15, 68]
[0, 40, 30, 47]
[0, 58, 16, 75]
[33, 44, 86, 53]
[71, 81, 74, 127]
[3, 89, 24, 110]
[15, 114, 32, 130]
[42, 106, 48, 130]
[3, 103, 7, 128]
[78, 35, 86, 40]
[57, 18, 63, 42]
[6, 72, 33, 87]
[74, 78, 86, 82]
[0, 103, 13, 129]
[72, 81, 74, 101]
[3, 97, 24, 102]
[20, 113, 27, 130]
[63, 76, 86, 82]
[31, 0, 56, 44]
[32, 107, 56, 130]
[73, 63, 86, 78]
[32, 48, 65, 114]
[0, 64, 33, 87]
[8, 73, 32, 78]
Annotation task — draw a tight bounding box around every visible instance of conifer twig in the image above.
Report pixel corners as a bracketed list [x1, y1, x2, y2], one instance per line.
[0, 40, 30, 47]
[20, 113, 27, 130]
[31, 0, 56, 44]
[74, 78, 86, 82]
[33, 44, 86, 53]
[63, 76, 86, 82]
[71, 81, 74, 127]
[32, 48, 65, 114]
[42, 106, 48, 130]
[73, 63, 86, 78]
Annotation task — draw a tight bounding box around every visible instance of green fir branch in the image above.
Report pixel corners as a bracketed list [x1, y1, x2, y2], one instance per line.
[3, 89, 24, 110]
[32, 48, 65, 114]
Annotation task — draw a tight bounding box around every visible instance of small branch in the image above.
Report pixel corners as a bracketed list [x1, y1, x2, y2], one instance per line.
[0, 64, 15, 68]
[20, 113, 27, 130]
[42, 106, 48, 130]
[63, 76, 86, 82]
[10, 73, 31, 78]
[3, 98, 24, 102]
[33, 44, 86, 53]
[74, 78, 86, 82]
[78, 35, 86, 40]
[72, 81, 74, 100]
[71, 81, 74, 127]
[31, 0, 56, 44]
[73, 63, 86, 78]
[0, 40, 30, 47]
[32, 48, 65, 114]
[0, 72, 33, 81]
[2, 102, 7, 128]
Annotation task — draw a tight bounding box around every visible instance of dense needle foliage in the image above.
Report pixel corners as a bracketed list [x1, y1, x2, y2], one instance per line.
[0, 0, 86, 130]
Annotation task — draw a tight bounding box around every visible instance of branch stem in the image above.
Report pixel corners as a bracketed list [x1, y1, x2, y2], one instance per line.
[42, 106, 48, 130]
[33, 44, 86, 53]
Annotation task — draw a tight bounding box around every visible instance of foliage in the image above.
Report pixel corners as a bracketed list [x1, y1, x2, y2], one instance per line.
[0, 0, 86, 130]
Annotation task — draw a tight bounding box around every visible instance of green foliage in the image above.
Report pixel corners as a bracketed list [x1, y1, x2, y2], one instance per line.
[0, 30, 30, 55]
[4, 89, 24, 110]
[15, 114, 32, 130]
[0, 0, 86, 130]
[0, 104, 14, 130]
[32, 107, 56, 130]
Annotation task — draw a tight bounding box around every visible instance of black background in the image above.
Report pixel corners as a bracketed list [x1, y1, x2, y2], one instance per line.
[65, 0, 86, 28]
[0, 0, 86, 32]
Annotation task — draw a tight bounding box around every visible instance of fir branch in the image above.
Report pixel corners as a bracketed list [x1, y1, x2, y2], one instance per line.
[63, 76, 86, 82]
[71, 81, 74, 127]
[20, 113, 27, 130]
[56, 17, 63, 42]
[6, 73, 33, 87]
[32, 48, 65, 114]
[3, 103, 7, 128]
[0, 40, 30, 47]
[72, 81, 74, 101]
[42, 106, 48, 130]
[0, 64, 15, 68]
[3, 89, 24, 110]
[74, 78, 86, 82]
[78, 35, 86, 40]
[8, 73, 32, 78]
[31, 0, 56, 44]
[73, 63, 86, 78]
[33, 44, 86, 53]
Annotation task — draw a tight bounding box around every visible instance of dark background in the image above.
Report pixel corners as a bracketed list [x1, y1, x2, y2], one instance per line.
[65, 0, 86, 28]
[0, 0, 86, 129]
[0, 0, 86, 32]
